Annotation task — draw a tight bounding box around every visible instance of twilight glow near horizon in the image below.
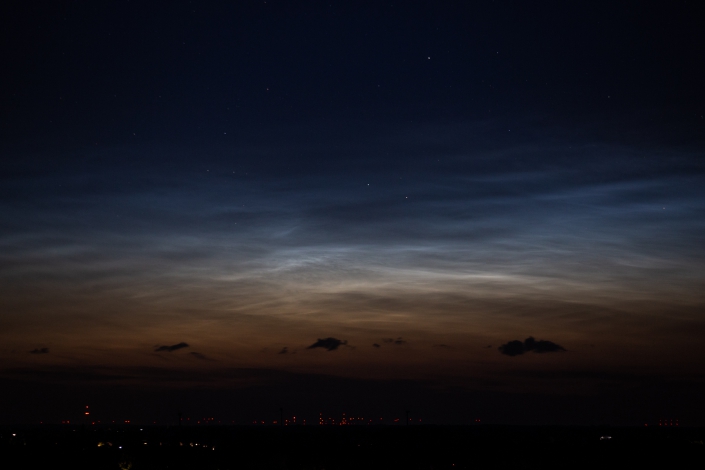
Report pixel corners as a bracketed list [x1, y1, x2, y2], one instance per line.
[4, 124, 703, 373]
[1, 1, 704, 424]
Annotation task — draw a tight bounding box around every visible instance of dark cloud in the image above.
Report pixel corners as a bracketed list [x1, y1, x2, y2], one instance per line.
[524, 337, 565, 353]
[278, 347, 288, 354]
[382, 337, 406, 345]
[307, 337, 347, 351]
[499, 340, 526, 357]
[189, 352, 209, 360]
[499, 337, 566, 356]
[29, 348, 49, 354]
[434, 344, 452, 349]
[372, 343, 381, 348]
[154, 342, 189, 352]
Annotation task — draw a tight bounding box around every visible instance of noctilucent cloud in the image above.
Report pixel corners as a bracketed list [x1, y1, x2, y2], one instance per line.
[1, 1, 704, 425]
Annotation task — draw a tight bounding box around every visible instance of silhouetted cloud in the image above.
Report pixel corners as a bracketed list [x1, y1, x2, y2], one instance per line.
[307, 337, 347, 351]
[154, 342, 189, 352]
[524, 337, 565, 353]
[189, 352, 209, 360]
[29, 348, 49, 354]
[499, 340, 525, 357]
[372, 343, 381, 348]
[433, 344, 452, 349]
[382, 337, 406, 345]
[278, 347, 288, 354]
[499, 337, 566, 356]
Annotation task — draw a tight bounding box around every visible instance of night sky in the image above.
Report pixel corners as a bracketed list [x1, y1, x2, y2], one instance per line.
[1, 1, 704, 425]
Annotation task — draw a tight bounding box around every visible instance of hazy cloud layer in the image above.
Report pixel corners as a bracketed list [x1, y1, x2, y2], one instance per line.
[29, 348, 49, 354]
[0, 120, 703, 396]
[2, 124, 703, 320]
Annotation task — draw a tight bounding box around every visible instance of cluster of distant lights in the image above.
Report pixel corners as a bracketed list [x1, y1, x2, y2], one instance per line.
[48, 406, 682, 428]
[97, 441, 216, 451]
[54, 406, 439, 426]
[83, 405, 705, 429]
[56, 406, 216, 426]
[640, 419, 680, 427]
[253, 413, 429, 426]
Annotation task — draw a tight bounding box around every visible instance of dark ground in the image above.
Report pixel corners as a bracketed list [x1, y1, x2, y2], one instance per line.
[1, 424, 703, 469]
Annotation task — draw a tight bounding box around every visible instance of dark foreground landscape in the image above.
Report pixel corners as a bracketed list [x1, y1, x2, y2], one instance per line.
[2, 425, 703, 469]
